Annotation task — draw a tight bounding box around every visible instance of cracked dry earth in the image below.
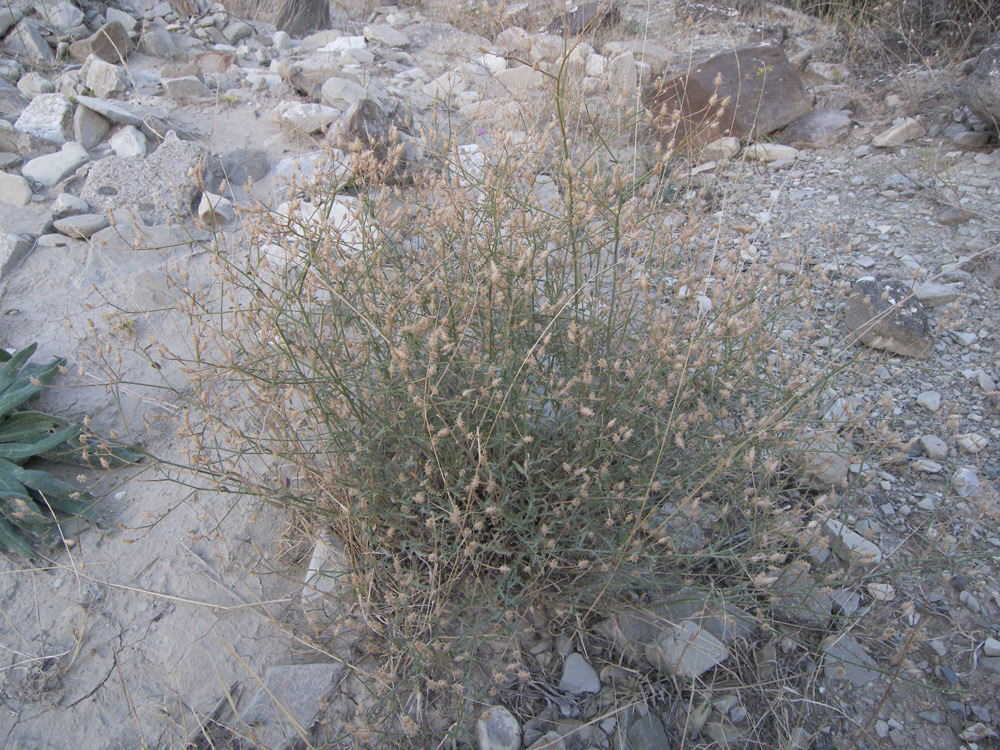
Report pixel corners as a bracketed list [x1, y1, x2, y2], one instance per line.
[0, 0, 998, 748]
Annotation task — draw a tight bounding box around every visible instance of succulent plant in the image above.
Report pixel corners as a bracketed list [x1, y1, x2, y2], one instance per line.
[0, 343, 143, 560]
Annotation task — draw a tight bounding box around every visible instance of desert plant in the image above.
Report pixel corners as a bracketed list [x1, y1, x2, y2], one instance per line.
[0, 343, 143, 560]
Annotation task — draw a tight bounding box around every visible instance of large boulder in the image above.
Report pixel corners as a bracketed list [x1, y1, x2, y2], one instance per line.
[964, 32, 1000, 127]
[215, 0, 329, 37]
[646, 43, 811, 150]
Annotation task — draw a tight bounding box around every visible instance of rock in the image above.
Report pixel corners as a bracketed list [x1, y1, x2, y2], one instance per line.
[0, 8, 22, 37]
[0, 79, 28, 118]
[823, 518, 883, 565]
[162, 76, 213, 101]
[139, 24, 177, 58]
[218, 0, 330, 37]
[795, 428, 851, 488]
[702, 136, 741, 160]
[494, 65, 546, 93]
[17, 71, 54, 98]
[320, 76, 368, 110]
[14, 93, 73, 144]
[109, 125, 147, 157]
[644, 619, 729, 678]
[82, 131, 208, 223]
[0, 232, 34, 279]
[363, 23, 409, 48]
[0, 172, 32, 206]
[220, 148, 270, 185]
[963, 31, 1000, 127]
[913, 282, 961, 306]
[222, 20, 254, 45]
[844, 275, 933, 358]
[477, 705, 521, 750]
[608, 51, 638, 97]
[85, 59, 127, 99]
[52, 214, 110, 239]
[526, 731, 564, 750]
[105, 7, 138, 33]
[549, 2, 620, 35]
[558, 653, 600, 695]
[957, 433, 988, 454]
[916, 391, 941, 412]
[647, 43, 810, 150]
[4, 18, 53, 62]
[768, 561, 833, 631]
[780, 109, 852, 149]
[803, 61, 850, 84]
[821, 633, 880, 686]
[73, 105, 111, 150]
[198, 191, 234, 224]
[935, 204, 970, 225]
[274, 101, 340, 134]
[52, 192, 90, 219]
[872, 117, 925, 147]
[744, 143, 799, 162]
[21, 141, 88, 186]
[830, 589, 861, 616]
[627, 714, 670, 750]
[329, 98, 395, 158]
[919, 435, 948, 461]
[74, 96, 144, 128]
[866, 583, 894, 601]
[239, 662, 344, 750]
[68, 22, 131, 63]
[44, 2, 85, 34]
[983, 638, 1000, 657]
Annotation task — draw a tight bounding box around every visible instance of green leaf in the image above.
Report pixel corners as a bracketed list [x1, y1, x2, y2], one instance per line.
[0, 343, 37, 395]
[0, 494, 54, 533]
[42, 434, 146, 470]
[0, 411, 70, 443]
[0, 515, 38, 560]
[0, 462, 30, 500]
[0, 425, 82, 462]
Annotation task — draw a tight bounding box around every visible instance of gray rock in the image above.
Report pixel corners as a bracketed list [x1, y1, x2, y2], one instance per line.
[795, 428, 851, 488]
[916, 391, 941, 412]
[744, 143, 799, 162]
[222, 20, 253, 45]
[138, 24, 177, 58]
[85, 59, 127, 99]
[526, 731, 564, 750]
[198, 191, 234, 224]
[68, 21, 131, 63]
[936, 204, 971, 225]
[4, 18, 54, 62]
[220, 148, 270, 185]
[0, 171, 32, 206]
[82, 131, 208, 223]
[75, 96, 144, 127]
[320, 76, 368, 110]
[238, 662, 343, 750]
[844, 276, 933, 358]
[51, 192, 90, 218]
[644, 619, 729, 678]
[558, 653, 600, 695]
[627, 714, 671, 750]
[919, 435, 948, 461]
[105, 7, 138, 33]
[363, 23, 409, 48]
[274, 101, 340, 134]
[0, 232, 34, 279]
[0, 8, 23, 38]
[608, 51, 638, 97]
[21, 141, 88, 186]
[823, 519, 882, 565]
[780, 109, 852, 149]
[14, 93, 73, 144]
[0, 119, 15, 152]
[0, 79, 28, 118]
[821, 633, 880, 686]
[477, 705, 521, 750]
[162, 76, 213, 101]
[952, 466, 980, 498]
[109, 125, 147, 157]
[830, 589, 861, 616]
[768, 561, 833, 631]
[73, 104, 111, 150]
[647, 43, 810, 150]
[53, 213, 110, 239]
[964, 31, 1000, 127]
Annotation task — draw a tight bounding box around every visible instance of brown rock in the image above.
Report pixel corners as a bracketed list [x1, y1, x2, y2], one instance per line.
[646, 43, 811, 150]
[549, 2, 620, 36]
[68, 22, 131, 63]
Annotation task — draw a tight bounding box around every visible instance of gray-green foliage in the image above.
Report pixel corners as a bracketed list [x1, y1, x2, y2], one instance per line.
[0, 343, 143, 560]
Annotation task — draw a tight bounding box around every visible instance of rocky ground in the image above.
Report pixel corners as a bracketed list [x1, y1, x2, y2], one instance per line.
[0, 0, 998, 748]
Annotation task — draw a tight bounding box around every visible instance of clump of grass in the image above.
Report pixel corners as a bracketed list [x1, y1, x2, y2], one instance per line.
[163, 74, 857, 744]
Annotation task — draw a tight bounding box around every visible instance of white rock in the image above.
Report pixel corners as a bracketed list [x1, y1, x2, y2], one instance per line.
[109, 125, 147, 157]
[703, 136, 741, 160]
[744, 143, 799, 162]
[952, 466, 980, 498]
[866, 583, 894, 601]
[363, 23, 409, 48]
[476, 53, 507, 75]
[585, 53, 606, 77]
[320, 35, 366, 54]
[274, 101, 340, 134]
[957, 433, 988, 454]
[493, 65, 545, 93]
[86, 59, 127, 99]
[915, 391, 940, 412]
[198, 191, 234, 224]
[0, 172, 33, 207]
[912, 458, 943, 473]
[14, 93, 73, 144]
[872, 117, 925, 147]
[21, 141, 89, 187]
[16, 71, 54, 97]
[477, 705, 520, 750]
[320, 76, 368, 109]
[983, 637, 1000, 657]
[823, 518, 883, 565]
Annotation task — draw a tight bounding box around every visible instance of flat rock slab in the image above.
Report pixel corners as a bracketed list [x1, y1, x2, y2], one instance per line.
[768, 561, 833, 631]
[68, 21, 132, 63]
[236, 662, 344, 748]
[14, 93, 74, 145]
[781, 109, 852, 149]
[647, 43, 810, 150]
[75, 95, 144, 127]
[644, 618, 729, 678]
[821, 633, 880, 686]
[82, 132, 208, 223]
[844, 275, 933, 358]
